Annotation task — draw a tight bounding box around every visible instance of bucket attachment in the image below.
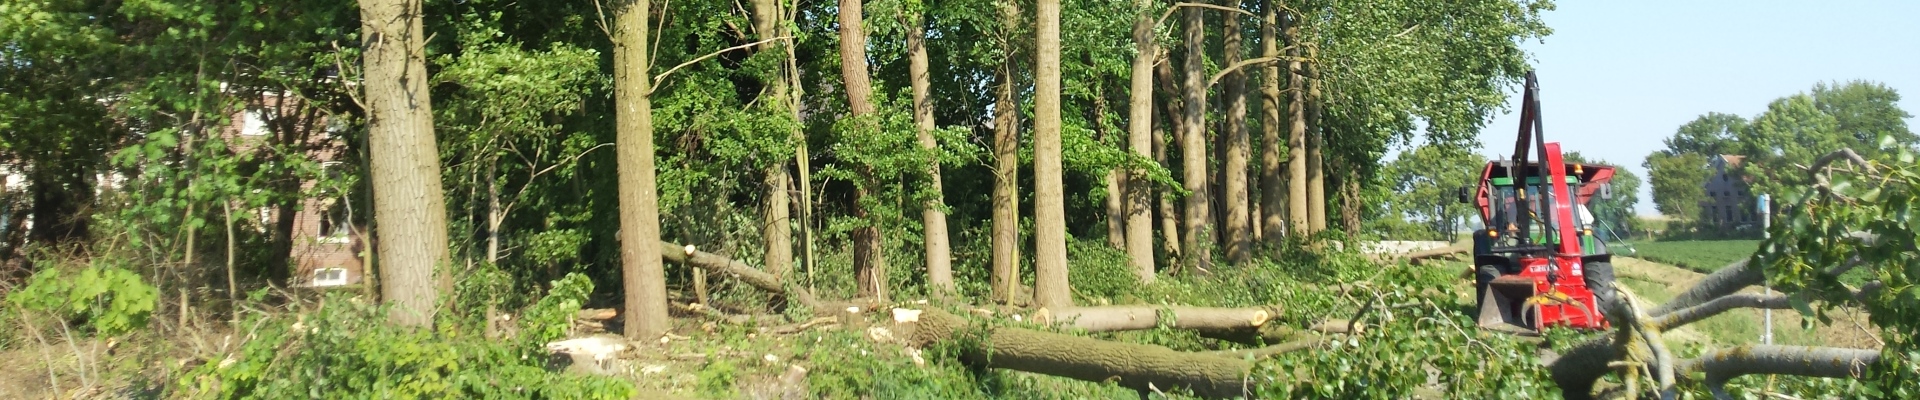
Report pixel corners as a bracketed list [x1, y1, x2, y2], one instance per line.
[1478, 276, 1540, 335]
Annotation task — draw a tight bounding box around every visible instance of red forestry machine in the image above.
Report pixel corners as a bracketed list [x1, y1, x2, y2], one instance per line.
[1459, 71, 1621, 334]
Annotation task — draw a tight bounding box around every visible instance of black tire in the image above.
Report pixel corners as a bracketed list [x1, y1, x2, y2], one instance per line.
[1583, 261, 1620, 321]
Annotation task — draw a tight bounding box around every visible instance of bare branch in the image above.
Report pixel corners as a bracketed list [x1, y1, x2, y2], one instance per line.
[1155, 3, 1258, 30]
[1651, 293, 1790, 331]
[651, 36, 791, 94]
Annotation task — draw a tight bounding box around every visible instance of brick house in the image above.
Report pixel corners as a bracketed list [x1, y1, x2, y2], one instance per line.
[228, 95, 366, 288]
[1700, 155, 1759, 228]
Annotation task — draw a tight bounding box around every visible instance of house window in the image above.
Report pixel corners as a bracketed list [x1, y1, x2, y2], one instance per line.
[1707, 206, 1718, 222]
[312, 267, 348, 287]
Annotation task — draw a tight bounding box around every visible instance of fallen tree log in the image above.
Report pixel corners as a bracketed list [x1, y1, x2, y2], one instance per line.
[659, 241, 821, 309]
[1044, 305, 1280, 332]
[1400, 244, 1469, 265]
[889, 308, 1252, 398]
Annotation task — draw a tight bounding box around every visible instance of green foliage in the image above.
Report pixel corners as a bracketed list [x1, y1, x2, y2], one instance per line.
[1643, 152, 1712, 220]
[7, 259, 159, 337]
[176, 274, 631, 400]
[1753, 148, 1920, 395]
[1376, 143, 1481, 240]
[1065, 239, 1139, 303]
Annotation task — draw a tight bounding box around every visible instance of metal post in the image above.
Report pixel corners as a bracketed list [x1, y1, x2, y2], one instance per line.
[1758, 194, 1772, 345]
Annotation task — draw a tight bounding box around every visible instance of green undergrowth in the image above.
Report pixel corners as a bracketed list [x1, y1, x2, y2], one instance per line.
[172, 273, 634, 399]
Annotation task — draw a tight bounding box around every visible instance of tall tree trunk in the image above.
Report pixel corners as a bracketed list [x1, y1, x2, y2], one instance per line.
[361, 0, 452, 327]
[990, 0, 1023, 305]
[840, 0, 888, 302]
[753, 0, 794, 279]
[1154, 118, 1181, 261]
[1032, 0, 1071, 309]
[1221, 10, 1251, 266]
[1153, 52, 1184, 262]
[1179, 6, 1212, 271]
[907, 15, 954, 294]
[613, 0, 670, 339]
[1304, 47, 1326, 235]
[1259, 3, 1286, 244]
[1096, 90, 1125, 251]
[1124, 0, 1157, 283]
[1285, 24, 1309, 237]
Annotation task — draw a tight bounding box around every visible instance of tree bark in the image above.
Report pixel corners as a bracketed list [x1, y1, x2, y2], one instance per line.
[1221, 8, 1251, 266]
[906, 14, 954, 294]
[1304, 48, 1326, 235]
[1259, 3, 1287, 243]
[1179, 6, 1213, 271]
[1124, 1, 1158, 283]
[839, 0, 888, 302]
[1154, 111, 1182, 261]
[361, 0, 452, 327]
[612, 0, 671, 339]
[990, 0, 1023, 305]
[1097, 92, 1126, 251]
[891, 308, 1252, 398]
[1284, 22, 1308, 238]
[751, 0, 794, 282]
[1683, 345, 1880, 399]
[1032, 0, 1071, 309]
[1046, 305, 1281, 333]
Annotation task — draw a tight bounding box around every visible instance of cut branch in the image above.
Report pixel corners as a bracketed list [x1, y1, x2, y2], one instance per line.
[659, 241, 820, 309]
[890, 308, 1252, 398]
[1678, 345, 1881, 400]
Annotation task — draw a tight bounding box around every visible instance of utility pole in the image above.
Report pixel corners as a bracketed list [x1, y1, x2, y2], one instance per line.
[1758, 193, 1772, 345]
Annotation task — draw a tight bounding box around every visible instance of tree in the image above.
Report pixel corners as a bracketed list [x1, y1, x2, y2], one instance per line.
[612, 0, 669, 339]
[1178, 5, 1212, 271]
[361, 0, 453, 327]
[839, 0, 890, 302]
[1379, 144, 1478, 241]
[990, 0, 1024, 304]
[1258, 1, 1288, 244]
[1219, 4, 1252, 266]
[1643, 152, 1710, 221]
[1123, 0, 1158, 283]
[752, 0, 796, 280]
[1658, 112, 1745, 157]
[905, 6, 955, 295]
[1032, 0, 1070, 309]
[1811, 80, 1915, 155]
[1734, 94, 1844, 196]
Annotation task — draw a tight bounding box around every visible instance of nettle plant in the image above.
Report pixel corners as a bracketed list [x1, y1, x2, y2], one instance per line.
[8, 255, 161, 337]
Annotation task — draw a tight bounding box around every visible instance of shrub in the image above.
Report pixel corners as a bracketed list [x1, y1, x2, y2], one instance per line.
[7, 259, 159, 337]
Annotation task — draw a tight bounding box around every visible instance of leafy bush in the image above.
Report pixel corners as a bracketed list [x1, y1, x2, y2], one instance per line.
[174, 273, 631, 399]
[7, 260, 159, 337]
[1066, 239, 1139, 303]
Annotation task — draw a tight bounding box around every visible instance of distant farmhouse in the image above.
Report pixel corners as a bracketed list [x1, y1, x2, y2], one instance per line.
[1, 91, 363, 288]
[1700, 155, 1760, 229]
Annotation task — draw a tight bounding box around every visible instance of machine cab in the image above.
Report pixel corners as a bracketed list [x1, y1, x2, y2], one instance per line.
[1464, 160, 1615, 257]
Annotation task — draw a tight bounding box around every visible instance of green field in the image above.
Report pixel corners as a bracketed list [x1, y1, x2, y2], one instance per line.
[1618, 240, 1762, 273]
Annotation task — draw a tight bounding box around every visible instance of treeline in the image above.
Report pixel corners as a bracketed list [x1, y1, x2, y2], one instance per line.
[1644, 81, 1913, 236]
[1, 0, 1549, 324]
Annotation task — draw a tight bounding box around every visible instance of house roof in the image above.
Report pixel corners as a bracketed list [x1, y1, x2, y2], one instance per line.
[1715, 154, 1746, 168]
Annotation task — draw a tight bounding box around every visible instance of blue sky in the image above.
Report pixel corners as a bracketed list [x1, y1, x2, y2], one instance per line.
[1474, 0, 1920, 216]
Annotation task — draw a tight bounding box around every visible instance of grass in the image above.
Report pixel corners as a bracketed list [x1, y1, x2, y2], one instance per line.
[1619, 239, 1762, 273]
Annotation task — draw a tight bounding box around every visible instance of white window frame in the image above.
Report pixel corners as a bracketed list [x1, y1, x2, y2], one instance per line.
[311, 267, 349, 287]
